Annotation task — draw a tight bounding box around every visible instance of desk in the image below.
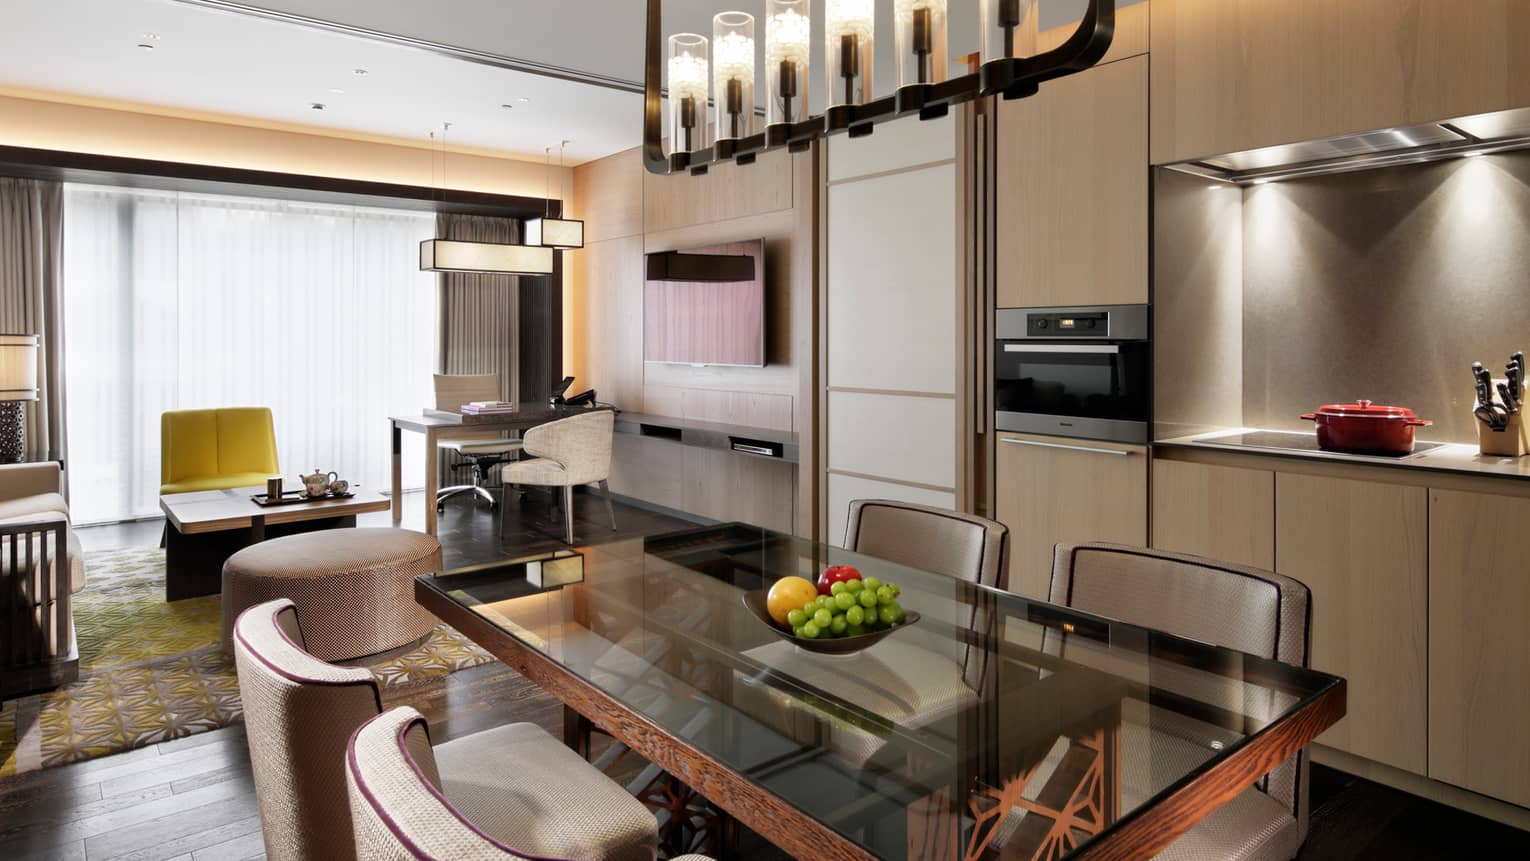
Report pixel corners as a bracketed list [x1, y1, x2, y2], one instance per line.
[390, 405, 612, 536]
[418, 522, 1346, 861]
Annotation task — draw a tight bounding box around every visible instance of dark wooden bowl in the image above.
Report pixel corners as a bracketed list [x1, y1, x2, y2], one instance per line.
[741, 589, 920, 656]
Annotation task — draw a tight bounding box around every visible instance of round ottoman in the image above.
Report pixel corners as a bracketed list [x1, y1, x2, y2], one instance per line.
[221, 528, 441, 661]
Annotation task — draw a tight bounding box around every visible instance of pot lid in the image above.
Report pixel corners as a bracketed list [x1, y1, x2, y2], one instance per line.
[1311, 399, 1423, 420]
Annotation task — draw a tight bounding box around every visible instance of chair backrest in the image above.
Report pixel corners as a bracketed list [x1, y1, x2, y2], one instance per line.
[435, 374, 508, 444]
[232, 598, 383, 861]
[1048, 542, 1312, 840]
[845, 499, 1009, 692]
[522, 410, 614, 486]
[347, 706, 530, 860]
[161, 407, 278, 484]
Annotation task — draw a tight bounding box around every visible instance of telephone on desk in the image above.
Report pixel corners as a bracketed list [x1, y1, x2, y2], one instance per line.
[549, 376, 598, 408]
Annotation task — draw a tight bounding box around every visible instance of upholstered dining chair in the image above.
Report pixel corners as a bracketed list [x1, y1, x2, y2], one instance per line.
[347, 706, 696, 861]
[434, 374, 524, 511]
[844, 498, 1010, 591]
[1048, 542, 1313, 861]
[498, 409, 616, 545]
[233, 598, 660, 861]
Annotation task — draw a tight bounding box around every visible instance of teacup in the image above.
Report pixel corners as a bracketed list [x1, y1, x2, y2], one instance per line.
[329, 479, 350, 495]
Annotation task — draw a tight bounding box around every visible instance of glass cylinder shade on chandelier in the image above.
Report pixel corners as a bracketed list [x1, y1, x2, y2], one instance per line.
[765, 0, 811, 128]
[894, 0, 948, 89]
[713, 12, 755, 144]
[981, 0, 1036, 62]
[667, 33, 710, 155]
[825, 0, 874, 110]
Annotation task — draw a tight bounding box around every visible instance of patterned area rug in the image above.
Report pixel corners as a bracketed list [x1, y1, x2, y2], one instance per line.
[0, 546, 493, 777]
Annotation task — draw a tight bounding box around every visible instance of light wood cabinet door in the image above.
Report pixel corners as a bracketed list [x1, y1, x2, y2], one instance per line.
[1151, 0, 1530, 164]
[995, 55, 1148, 309]
[1151, 458, 1275, 570]
[1274, 473, 1428, 774]
[994, 433, 1147, 600]
[1428, 489, 1530, 807]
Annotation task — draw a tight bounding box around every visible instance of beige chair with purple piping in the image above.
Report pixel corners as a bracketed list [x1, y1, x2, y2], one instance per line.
[347, 706, 709, 861]
[234, 598, 659, 861]
[1049, 542, 1313, 861]
[498, 410, 616, 545]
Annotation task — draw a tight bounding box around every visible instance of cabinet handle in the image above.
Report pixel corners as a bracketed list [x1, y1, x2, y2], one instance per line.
[1000, 438, 1133, 457]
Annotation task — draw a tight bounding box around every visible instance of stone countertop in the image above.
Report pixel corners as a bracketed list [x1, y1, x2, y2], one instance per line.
[1155, 428, 1530, 483]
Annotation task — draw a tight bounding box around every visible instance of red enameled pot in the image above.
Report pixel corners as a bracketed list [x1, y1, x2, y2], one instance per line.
[1300, 399, 1433, 455]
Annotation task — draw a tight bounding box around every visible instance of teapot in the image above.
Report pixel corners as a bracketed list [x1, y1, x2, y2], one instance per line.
[300, 469, 338, 497]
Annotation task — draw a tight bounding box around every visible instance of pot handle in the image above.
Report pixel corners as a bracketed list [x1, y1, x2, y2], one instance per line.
[1300, 413, 1317, 421]
[1407, 419, 1433, 426]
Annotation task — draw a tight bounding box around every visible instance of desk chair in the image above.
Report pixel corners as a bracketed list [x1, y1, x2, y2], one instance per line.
[433, 374, 523, 511]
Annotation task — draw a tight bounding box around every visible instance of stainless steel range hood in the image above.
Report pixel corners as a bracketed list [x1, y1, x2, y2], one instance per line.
[1165, 105, 1530, 185]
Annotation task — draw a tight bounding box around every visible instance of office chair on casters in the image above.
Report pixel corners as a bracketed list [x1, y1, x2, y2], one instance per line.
[433, 374, 523, 513]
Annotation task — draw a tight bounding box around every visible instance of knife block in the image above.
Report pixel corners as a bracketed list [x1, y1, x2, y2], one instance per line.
[1478, 413, 1529, 457]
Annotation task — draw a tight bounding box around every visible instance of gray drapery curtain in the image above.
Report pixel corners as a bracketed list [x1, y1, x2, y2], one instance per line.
[0, 177, 66, 464]
[436, 213, 521, 403]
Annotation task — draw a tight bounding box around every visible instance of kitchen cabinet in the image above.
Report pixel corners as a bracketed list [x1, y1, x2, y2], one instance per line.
[995, 433, 1147, 600]
[1275, 473, 1428, 774]
[1151, 458, 1274, 569]
[995, 54, 1148, 309]
[1428, 489, 1530, 808]
[1150, 0, 1530, 165]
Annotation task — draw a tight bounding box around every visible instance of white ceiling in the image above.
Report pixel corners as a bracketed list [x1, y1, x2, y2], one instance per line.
[0, 0, 1145, 167]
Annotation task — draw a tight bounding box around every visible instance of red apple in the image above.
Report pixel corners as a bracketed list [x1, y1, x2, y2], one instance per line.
[817, 564, 862, 595]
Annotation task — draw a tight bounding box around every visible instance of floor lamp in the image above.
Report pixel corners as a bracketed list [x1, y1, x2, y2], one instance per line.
[0, 334, 39, 463]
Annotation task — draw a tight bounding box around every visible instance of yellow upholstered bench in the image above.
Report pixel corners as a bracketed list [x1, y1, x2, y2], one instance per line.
[161, 407, 280, 494]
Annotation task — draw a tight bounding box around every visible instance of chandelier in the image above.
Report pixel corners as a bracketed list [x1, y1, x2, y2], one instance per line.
[644, 0, 1116, 176]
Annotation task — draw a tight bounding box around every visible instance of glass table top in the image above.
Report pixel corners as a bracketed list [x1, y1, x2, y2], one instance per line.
[418, 523, 1342, 860]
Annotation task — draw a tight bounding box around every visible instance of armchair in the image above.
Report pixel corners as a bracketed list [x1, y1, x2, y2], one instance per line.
[0, 461, 80, 697]
[160, 407, 279, 494]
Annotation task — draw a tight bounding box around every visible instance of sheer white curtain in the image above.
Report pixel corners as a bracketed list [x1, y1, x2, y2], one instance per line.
[64, 185, 438, 524]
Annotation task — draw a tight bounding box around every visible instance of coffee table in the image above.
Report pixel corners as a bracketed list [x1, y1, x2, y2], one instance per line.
[158, 487, 391, 601]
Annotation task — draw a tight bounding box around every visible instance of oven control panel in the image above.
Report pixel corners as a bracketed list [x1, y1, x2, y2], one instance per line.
[1028, 311, 1109, 336]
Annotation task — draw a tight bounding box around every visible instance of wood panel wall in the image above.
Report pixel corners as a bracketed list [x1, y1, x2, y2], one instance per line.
[570, 146, 817, 536]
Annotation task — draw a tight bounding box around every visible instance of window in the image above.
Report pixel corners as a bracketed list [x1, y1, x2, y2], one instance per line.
[63, 185, 438, 524]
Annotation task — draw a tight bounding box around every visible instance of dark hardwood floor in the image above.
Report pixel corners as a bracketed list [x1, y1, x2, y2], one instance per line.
[9, 490, 1527, 859]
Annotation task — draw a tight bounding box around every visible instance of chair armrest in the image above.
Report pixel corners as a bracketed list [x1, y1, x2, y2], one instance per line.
[0, 462, 64, 502]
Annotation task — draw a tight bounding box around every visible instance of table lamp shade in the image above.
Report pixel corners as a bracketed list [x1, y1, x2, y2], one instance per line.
[0, 334, 39, 401]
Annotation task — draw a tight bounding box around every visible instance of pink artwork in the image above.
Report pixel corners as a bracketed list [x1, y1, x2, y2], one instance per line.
[644, 239, 766, 367]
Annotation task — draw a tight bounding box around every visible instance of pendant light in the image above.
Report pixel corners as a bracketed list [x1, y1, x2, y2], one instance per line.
[419, 123, 555, 276]
[525, 140, 585, 250]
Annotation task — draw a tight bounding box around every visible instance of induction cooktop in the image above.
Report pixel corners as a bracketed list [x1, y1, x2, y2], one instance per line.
[1196, 430, 1446, 459]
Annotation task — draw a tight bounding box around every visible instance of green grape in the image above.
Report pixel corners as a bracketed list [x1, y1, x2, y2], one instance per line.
[862, 576, 883, 592]
[786, 609, 807, 628]
[846, 624, 866, 637]
[813, 608, 833, 628]
[858, 589, 879, 609]
[876, 586, 895, 605]
[844, 579, 863, 593]
[801, 621, 821, 639]
[792, 624, 805, 638]
[834, 592, 856, 611]
[886, 582, 901, 598]
[878, 604, 900, 626]
[830, 615, 849, 636]
[829, 581, 847, 596]
[845, 605, 865, 626]
[884, 600, 905, 624]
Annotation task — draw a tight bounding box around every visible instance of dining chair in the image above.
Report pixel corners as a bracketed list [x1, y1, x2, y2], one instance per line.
[434, 373, 523, 511]
[233, 598, 660, 861]
[498, 409, 616, 545]
[1048, 542, 1313, 861]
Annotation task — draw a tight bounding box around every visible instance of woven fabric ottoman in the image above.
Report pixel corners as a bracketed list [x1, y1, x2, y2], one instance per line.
[220, 527, 441, 661]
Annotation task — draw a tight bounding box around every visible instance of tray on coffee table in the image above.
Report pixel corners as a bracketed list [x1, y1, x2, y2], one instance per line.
[251, 490, 356, 507]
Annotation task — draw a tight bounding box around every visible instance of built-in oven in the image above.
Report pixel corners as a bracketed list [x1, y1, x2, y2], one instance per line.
[995, 305, 1150, 444]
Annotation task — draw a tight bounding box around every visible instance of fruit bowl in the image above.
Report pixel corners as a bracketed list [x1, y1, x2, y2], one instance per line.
[741, 589, 920, 655]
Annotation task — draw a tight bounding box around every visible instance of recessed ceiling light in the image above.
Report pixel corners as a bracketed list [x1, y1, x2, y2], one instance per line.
[1250, 178, 1272, 185]
[517, 97, 530, 103]
[310, 103, 326, 111]
[329, 88, 346, 95]
[1462, 150, 1486, 158]
[501, 103, 514, 110]
[141, 33, 160, 40]
[352, 68, 369, 76]
[137, 43, 156, 51]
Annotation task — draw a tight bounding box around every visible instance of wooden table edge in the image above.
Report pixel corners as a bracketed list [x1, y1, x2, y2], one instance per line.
[159, 493, 392, 535]
[1072, 678, 1348, 860]
[415, 578, 878, 861]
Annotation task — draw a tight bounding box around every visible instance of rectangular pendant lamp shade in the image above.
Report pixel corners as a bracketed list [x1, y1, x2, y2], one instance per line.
[525, 217, 586, 250]
[0, 334, 40, 401]
[419, 239, 555, 276]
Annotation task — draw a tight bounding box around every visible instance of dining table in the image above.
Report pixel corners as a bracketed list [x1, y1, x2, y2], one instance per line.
[415, 522, 1346, 861]
[390, 403, 613, 536]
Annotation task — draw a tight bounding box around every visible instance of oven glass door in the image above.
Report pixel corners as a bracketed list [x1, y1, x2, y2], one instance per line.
[994, 341, 1150, 423]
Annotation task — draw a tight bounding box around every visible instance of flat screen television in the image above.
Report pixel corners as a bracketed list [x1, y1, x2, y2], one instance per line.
[643, 239, 766, 367]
